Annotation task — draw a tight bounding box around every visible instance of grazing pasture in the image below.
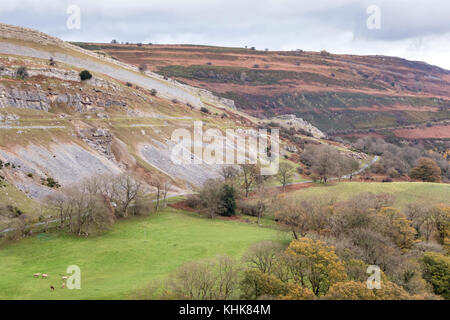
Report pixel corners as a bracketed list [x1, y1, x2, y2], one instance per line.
[0, 207, 285, 300]
[287, 182, 450, 209]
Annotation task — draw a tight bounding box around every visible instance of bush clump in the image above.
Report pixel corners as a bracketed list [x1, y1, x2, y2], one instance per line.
[79, 70, 93, 81]
[16, 66, 29, 80]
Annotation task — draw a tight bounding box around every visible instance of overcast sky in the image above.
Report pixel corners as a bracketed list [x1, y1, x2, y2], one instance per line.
[1, 0, 450, 70]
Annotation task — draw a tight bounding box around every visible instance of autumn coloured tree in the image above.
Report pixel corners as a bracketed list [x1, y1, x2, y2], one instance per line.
[324, 281, 418, 300]
[410, 157, 441, 182]
[285, 238, 347, 296]
[421, 252, 450, 299]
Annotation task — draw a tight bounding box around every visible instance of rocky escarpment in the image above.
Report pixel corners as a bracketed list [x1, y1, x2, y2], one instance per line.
[0, 83, 130, 113]
[272, 114, 326, 139]
[0, 143, 122, 199]
[77, 127, 117, 163]
[0, 85, 50, 111]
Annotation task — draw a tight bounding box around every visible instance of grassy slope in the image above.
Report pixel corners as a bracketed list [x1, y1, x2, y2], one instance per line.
[289, 182, 450, 209]
[0, 207, 285, 300]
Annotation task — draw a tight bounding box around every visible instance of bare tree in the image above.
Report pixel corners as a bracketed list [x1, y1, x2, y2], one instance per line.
[164, 255, 241, 300]
[149, 175, 163, 212]
[275, 198, 314, 240]
[243, 241, 284, 274]
[161, 178, 173, 208]
[59, 180, 113, 236]
[45, 192, 68, 227]
[277, 162, 294, 191]
[110, 173, 142, 217]
[198, 179, 225, 219]
[240, 164, 258, 197]
[220, 166, 239, 182]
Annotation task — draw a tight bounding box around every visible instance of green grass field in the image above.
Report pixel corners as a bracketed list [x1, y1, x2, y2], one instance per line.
[0, 208, 285, 300]
[288, 182, 450, 209]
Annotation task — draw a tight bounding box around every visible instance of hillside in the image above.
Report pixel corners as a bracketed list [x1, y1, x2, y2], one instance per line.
[82, 43, 450, 143]
[0, 24, 345, 229]
[0, 24, 249, 222]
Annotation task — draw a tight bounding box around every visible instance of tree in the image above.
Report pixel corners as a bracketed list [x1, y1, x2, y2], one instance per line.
[240, 269, 288, 300]
[421, 252, 450, 299]
[16, 66, 29, 80]
[79, 70, 93, 81]
[275, 199, 314, 240]
[325, 281, 377, 300]
[240, 164, 258, 197]
[221, 184, 236, 217]
[280, 284, 316, 300]
[45, 192, 68, 227]
[277, 162, 294, 191]
[198, 179, 225, 218]
[285, 238, 347, 296]
[324, 281, 418, 300]
[302, 144, 341, 183]
[431, 205, 450, 245]
[220, 166, 239, 182]
[149, 175, 171, 212]
[161, 178, 173, 208]
[56, 179, 114, 236]
[243, 241, 284, 274]
[376, 207, 416, 249]
[164, 255, 241, 300]
[347, 158, 360, 181]
[109, 173, 142, 218]
[253, 183, 269, 225]
[138, 64, 147, 72]
[410, 157, 441, 182]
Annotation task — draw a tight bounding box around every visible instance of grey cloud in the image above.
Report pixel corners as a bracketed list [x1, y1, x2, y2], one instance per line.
[0, 0, 449, 69]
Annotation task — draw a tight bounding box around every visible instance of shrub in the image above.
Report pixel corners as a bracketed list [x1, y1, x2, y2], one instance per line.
[16, 66, 29, 80]
[410, 158, 441, 182]
[240, 269, 288, 300]
[200, 107, 210, 113]
[126, 82, 133, 87]
[239, 201, 260, 217]
[171, 98, 179, 104]
[150, 88, 157, 96]
[421, 252, 450, 299]
[388, 168, 400, 179]
[221, 185, 236, 217]
[138, 64, 147, 72]
[42, 177, 61, 188]
[310, 173, 319, 182]
[185, 194, 202, 208]
[79, 70, 92, 81]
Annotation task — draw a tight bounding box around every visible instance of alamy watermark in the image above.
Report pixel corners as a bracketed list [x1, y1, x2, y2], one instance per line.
[170, 121, 280, 175]
[366, 265, 381, 289]
[367, 5, 381, 30]
[66, 5, 81, 30]
[66, 265, 81, 290]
